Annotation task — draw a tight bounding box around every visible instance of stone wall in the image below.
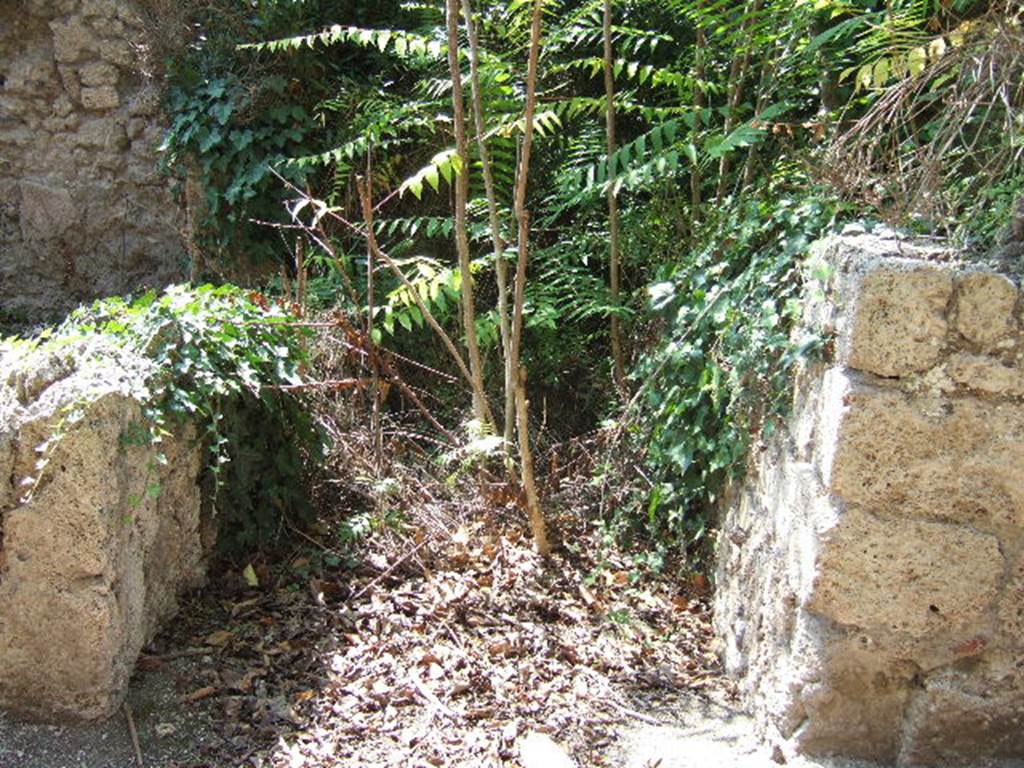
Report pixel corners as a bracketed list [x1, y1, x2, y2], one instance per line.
[0, 337, 212, 721]
[715, 231, 1024, 765]
[0, 0, 185, 321]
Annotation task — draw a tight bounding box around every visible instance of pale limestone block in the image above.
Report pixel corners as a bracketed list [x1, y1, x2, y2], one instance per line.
[807, 510, 1002, 637]
[0, 339, 209, 721]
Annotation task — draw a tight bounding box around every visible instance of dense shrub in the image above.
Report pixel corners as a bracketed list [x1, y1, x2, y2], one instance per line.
[623, 183, 840, 551]
[5, 285, 322, 553]
[150, 0, 1021, 559]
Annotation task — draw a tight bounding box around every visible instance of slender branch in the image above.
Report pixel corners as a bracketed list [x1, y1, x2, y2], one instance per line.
[295, 237, 307, 308]
[124, 703, 144, 768]
[603, 0, 626, 394]
[331, 313, 459, 443]
[690, 9, 707, 229]
[271, 167, 479, 399]
[359, 159, 383, 470]
[447, 0, 495, 431]
[462, 0, 515, 450]
[511, 0, 550, 558]
[355, 178, 479, 397]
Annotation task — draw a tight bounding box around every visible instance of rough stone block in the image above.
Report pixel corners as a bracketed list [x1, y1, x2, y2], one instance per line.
[827, 380, 1024, 531]
[717, 233, 1024, 765]
[81, 85, 120, 111]
[73, 116, 119, 148]
[82, 0, 120, 17]
[808, 509, 1002, 637]
[955, 271, 1019, 346]
[785, 635, 917, 762]
[99, 39, 135, 68]
[79, 62, 119, 88]
[19, 180, 77, 241]
[900, 657, 1024, 764]
[57, 64, 83, 102]
[847, 266, 952, 377]
[947, 352, 1024, 397]
[50, 20, 94, 64]
[0, 339, 210, 722]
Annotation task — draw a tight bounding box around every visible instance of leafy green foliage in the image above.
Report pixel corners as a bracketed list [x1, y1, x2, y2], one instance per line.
[625, 184, 839, 550]
[153, 0, 1021, 561]
[12, 285, 321, 553]
[161, 76, 315, 267]
[243, 22, 446, 60]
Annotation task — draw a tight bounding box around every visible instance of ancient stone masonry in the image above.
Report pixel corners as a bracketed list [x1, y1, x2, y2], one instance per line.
[0, 337, 211, 721]
[0, 0, 185, 321]
[716, 231, 1024, 765]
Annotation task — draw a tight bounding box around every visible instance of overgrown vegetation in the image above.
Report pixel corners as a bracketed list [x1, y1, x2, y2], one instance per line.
[619, 185, 837, 549]
[4, 285, 321, 552]
[146, 0, 1022, 560]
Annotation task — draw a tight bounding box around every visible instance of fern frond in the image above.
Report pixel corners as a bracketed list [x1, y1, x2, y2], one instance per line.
[399, 148, 464, 199]
[241, 24, 447, 61]
[557, 56, 697, 92]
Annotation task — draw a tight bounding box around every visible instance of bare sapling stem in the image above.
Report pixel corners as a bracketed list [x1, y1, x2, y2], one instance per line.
[603, 0, 626, 394]
[511, 0, 550, 557]
[357, 167, 383, 471]
[461, 0, 516, 453]
[446, 0, 495, 432]
[516, 365, 548, 555]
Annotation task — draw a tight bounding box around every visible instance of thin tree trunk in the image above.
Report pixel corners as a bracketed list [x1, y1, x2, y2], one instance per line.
[603, 0, 626, 393]
[446, 0, 493, 430]
[515, 365, 547, 555]
[811, 15, 841, 117]
[690, 12, 707, 229]
[280, 266, 294, 303]
[295, 238, 307, 309]
[715, 0, 761, 202]
[510, 0, 550, 557]
[461, 0, 515, 451]
[741, 40, 778, 191]
[358, 169, 383, 469]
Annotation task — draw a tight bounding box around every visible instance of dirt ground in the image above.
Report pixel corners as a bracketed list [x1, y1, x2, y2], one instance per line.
[3, 517, 1020, 768]
[0, 514, 718, 768]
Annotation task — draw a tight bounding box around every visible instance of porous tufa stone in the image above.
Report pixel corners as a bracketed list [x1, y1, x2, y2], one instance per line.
[955, 271, 1019, 347]
[716, 233, 1024, 765]
[0, 337, 213, 722]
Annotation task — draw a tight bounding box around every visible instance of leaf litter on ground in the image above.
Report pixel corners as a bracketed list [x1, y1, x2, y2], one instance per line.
[140, 505, 730, 768]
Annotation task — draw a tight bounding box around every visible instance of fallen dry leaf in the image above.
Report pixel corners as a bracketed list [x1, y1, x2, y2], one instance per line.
[204, 630, 235, 647]
[181, 685, 218, 704]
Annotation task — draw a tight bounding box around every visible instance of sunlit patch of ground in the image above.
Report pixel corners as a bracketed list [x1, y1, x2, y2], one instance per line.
[1, 513, 725, 768]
